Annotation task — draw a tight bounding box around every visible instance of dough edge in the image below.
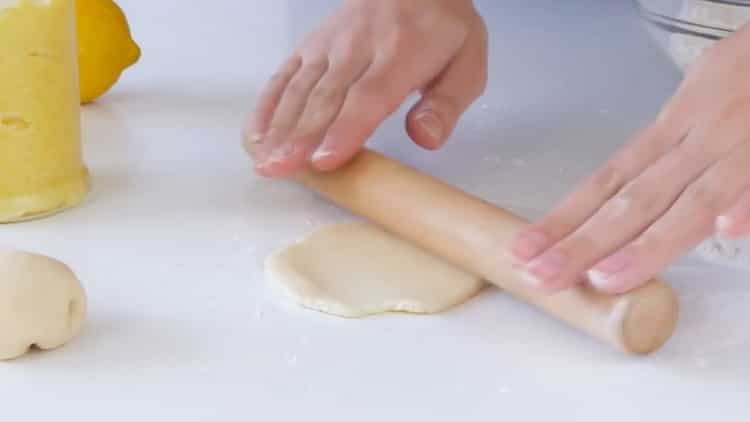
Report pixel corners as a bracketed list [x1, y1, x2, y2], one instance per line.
[264, 223, 485, 318]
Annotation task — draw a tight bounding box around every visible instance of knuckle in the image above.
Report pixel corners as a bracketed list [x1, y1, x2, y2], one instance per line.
[301, 57, 329, 75]
[268, 121, 293, 133]
[590, 165, 627, 194]
[268, 69, 295, 86]
[309, 82, 343, 107]
[297, 99, 341, 134]
[609, 184, 660, 217]
[629, 236, 653, 255]
[629, 116, 684, 160]
[331, 49, 357, 67]
[653, 98, 685, 130]
[385, 24, 419, 52]
[536, 217, 576, 240]
[295, 119, 327, 138]
[716, 97, 750, 123]
[268, 71, 288, 84]
[598, 196, 631, 221]
[351, 80, 400, 113]
[269, 57, 302, 82]
[390, 5, 420, 31]
[284, 80, 307, 97]
[349, 79, 380, 98]
[684, 184, 723, 216]
[559, 236, 597, 260]
[332, 34, 364, 62]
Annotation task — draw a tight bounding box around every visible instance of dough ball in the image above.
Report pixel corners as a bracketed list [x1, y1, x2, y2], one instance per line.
[0, 251, 87, 360]
[265, 223, 484, 318]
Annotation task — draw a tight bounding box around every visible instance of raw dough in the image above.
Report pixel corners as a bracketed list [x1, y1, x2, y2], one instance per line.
[265, 223, 484, 318]
[0, 251, 87, 360]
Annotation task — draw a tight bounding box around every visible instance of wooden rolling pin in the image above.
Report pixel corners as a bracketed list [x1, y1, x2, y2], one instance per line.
[291, 149, 678, 354]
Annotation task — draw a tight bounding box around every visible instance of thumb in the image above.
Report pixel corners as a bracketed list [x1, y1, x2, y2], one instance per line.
[406, 26, 488, 150]
[407, 90, 465, 151]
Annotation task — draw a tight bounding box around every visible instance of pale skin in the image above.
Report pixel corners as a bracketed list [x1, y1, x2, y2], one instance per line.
[243, 0, 750, 294]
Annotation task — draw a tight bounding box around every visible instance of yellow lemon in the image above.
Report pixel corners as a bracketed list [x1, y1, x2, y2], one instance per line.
[75, 0, 140, 103]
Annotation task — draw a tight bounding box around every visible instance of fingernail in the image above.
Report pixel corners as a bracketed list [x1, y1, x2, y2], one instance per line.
[595, 249, 634, 274]
[311, 147, 334, 162]
[311, 134, 336, 163]
[588, 249, 634, 289]
[266, 149, 287, 165]
[258, 143, 294, 168]
[587, 269, 611, 290]
[527, 250, 567, 281]
[716, 215, 733, 236]
[416, 110, 444, 142]
[244, 133, 265, 158]
[511, 230, 549, 262]
[248, 132, 265, 144]
[520, 270, 543, 288]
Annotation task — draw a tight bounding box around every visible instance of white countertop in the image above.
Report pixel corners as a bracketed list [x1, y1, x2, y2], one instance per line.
[3, 0, 750, 420]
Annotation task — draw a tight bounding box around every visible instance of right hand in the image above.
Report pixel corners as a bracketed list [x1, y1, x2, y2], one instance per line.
[243, 0, 488, 177]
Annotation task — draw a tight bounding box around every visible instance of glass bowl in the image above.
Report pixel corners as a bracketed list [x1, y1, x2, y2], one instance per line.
[635, 0, 750, 70]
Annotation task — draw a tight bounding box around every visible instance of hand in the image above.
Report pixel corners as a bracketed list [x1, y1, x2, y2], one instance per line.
[510, 24, 750, 294]
[243, 0, 488, 177]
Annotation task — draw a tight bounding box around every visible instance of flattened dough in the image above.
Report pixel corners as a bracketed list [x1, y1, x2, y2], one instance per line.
[265, 223, 484, 318]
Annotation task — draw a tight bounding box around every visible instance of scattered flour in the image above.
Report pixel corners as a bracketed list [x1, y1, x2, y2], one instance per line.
[255, 306, 265, 320]
[511, 159, 528, 168]
[694, 236, 750, 270]
[482, 155, 504, 165]
[695, 358, 710, 369]
[299, 335, 310, 347]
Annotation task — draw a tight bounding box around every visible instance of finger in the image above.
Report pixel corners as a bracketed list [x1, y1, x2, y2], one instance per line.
[510, 115, 690, 263]
[264, 48, 372, 177]
[310, 30, 464, 171]
[524, 103, 750, 291]
[716, 190, 750, 239]
[524, 144, 706, 292]
[255, 56, 329, 171]
[510, 86, 745, 264]
[406, 23, 488, 150]
[589, 141, 750, 293]
[307, 57, 417, 171]
[243, 56, 303, 157]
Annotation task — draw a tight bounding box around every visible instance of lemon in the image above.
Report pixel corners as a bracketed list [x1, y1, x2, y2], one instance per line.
[75, 0, 140, 104]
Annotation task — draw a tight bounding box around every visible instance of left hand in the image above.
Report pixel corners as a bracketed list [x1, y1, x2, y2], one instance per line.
[510, 23, 750, 294]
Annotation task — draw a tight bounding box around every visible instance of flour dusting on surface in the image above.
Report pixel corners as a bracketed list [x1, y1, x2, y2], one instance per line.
[694, 236, 750, 269]
[482, 155, 504, 165]
[286, 353, 298, 367]
[511, 159, 528, 168]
